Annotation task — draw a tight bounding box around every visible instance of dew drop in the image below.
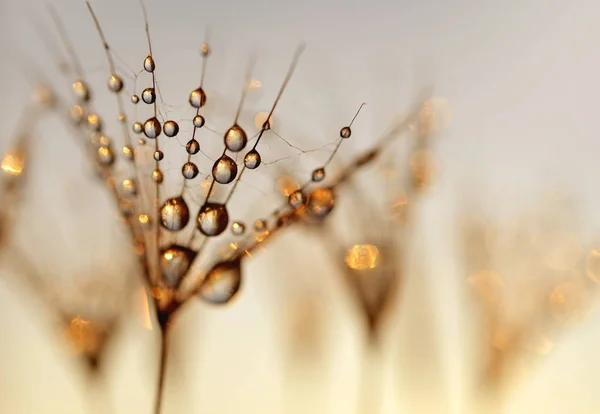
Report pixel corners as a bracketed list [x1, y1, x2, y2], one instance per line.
[288, 189, 305, 208]
[254, 220, 267, 232]
[186, 140, 200, 155]
[193, 115, 205, 128]
[144, 117, 161, 138]
[312, 167, 325, 182]
[142, 88, 156, 104]
[231, 221, 246, 235]
[199, 258, 241, 305]
[159, 197, 190, 231]
[121, 179, 137, 196]
[107, 74, 124, 93]
[132, 122, 143, 134]
[72, 80, 90, 101]
[212, 155, 238, 184]
[152, 169, 164, 183]
[97, 146, 114, 166]
[307, 187, 335, 219]
[197, 203, 229, 236]
[69, 105, 84, 124]
[189, 87, 206, 108]
[153, 150, 164, 161]
[224, 124, 248, 152]
[160, 245, 196, 287]
[163, 120, 179, 137]
[244, 150, 261, 169]
[340, 126, 351, 139]
[131, 94, 140, 104]
[122, 146, 134, 160]
[144, 55, 156, 72]
[182, 162, 199, 179]
[138, 214, 150, 227]
[118, 112, 126, 122]
[201, 43, 210, 57]
[87, 114, 102, 132]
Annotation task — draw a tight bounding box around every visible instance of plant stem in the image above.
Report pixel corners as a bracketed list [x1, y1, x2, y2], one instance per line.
[154, 325, 170, 414]
[357, 337, 383, 414]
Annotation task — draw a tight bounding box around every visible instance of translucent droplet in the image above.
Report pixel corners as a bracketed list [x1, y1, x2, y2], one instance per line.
[199, 258, 241, 305]
[153, 150, 164, 161]
[87, 114, 102, 132]
[2, 151, 25, 176]
[201, 43, 210, 57]
[138, 213, 150, 227]
[189, 87, 206, 108]
[231, 221, 246, 235]
[224, 124, 247, 152]
[69, 105, 84, 124]
[288, 189, 305, 208]
[186, 140, 200, 155]
[142, 88, 156, 104]
[121, 179, 137, 196]
[182, 162, 199, 179]
[152, 169, 164, 183]
[244, 150, 261, 169]
[307, 187, 335, 219]
[254, 220, 267, 232]
[193, 115, 205, 128]
[118, 112, 126, 122]
[144, 55, 155, 72]
[197, 203, 229, 236]
[131, 94, 140, 104]
[144, 117, 161, 138]
[345, 244, 380, 270]
[97, 146, 114, 166]
[122, 146, 134, 161]
[212, 155, 238, 184]
[160, 197, 190, 231]
[163, 120, 179, 137]
[72, 80, 90, 101]
[133, 122, 143, 134]
[340, 126, 351, 139]
[160, 245, 196, 287]
[312, 167, 325, 182]
[107, 74, 124, 93]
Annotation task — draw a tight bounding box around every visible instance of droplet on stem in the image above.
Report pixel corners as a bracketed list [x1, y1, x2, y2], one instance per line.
[189, 87, 206, 108]
[133, 122, 143, 134]
[231, 221, 246, 235]
[144, 55, 156, 72]
[131, 94, 140, 104]
[197, 203, 229, 236]
[224, 124, 247, 152]
[107, 74, 124, 93]
[153, 150, 164, 161]
[340, 126, 351, 139]
[311, 167, 325, 182]
[144, 117, 161, 138]
[160, 245, 196, 287]
[142, 88, 156, 104]
[212, 155, 238, 184]
[199, 258, 242, 305]
[163, 120, 179, 137]
[160, 197, 190, 231]
[186, 140, 200, 155]
[306, 187, 335, 219]
[182, 162, 199, 179]
[193, 115, 205, 128]
[244, 150, 261, 169]
[288, 189, 305, 208]
[72, 81, 90, 101]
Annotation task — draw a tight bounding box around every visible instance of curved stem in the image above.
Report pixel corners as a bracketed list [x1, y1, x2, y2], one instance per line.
[154, 326, 170, 414]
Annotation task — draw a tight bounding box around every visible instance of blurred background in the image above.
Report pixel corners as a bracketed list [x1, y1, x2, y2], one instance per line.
[1, 0, 599, 413]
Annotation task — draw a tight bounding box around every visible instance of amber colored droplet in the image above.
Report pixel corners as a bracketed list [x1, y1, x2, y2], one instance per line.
[133, 122, 143, 134]
[254, 220, 267, 232]
[72, 80, 90, 101]
[306, 187, 335, 219]
[1, 151, 25, 176]
[201, 43, 210, 57]
[586, 249, 600, 283]
[97, 146, 115, 166]
[212, 155, 238, 184]
[144, 117, 162, 138]
[345, 244, 380, 270]
[197, 203, 229, 236]
[153, 150, 164, 161]
[163, 120, 179, 137]
[182, 162, 199, 179]
[288, 189, 305, 208]
[189, 87, 207, 108]
[186, 140, 200, 155]
[144, 55, 155, 72]
[131, 94, 140, 104]
[159, 197, 190, 231]
[199, 258, 242, 305]
[231, 221, 246, 235]
[69, 105, 84, 124]
[160, 245, 196, 287]
[141, 88, 155, 104]
[152, 169, 164, 183]
[138, 214, 150, 226]
[224, 124, 248, 152]
[244, 150, 261, 169]
[87, 113, 102, 132]
[340, 126, 351, 139]
[107, 74, 124, 93]
[121, 179, 137, 196]
[312, 167, 325, 182]
[193, 115, 205, 128]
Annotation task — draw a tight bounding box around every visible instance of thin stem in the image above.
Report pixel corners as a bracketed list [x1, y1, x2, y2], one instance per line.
[154, 325, 170, 414]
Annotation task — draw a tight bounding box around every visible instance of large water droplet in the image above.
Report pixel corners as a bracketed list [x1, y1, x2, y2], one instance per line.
[142, 88, 156, 104]
[144, 55, 156, 72]
[307, 187, 335, 219]
[193, 115, 205, 128]
[186, 140, 200, 155]
[197, 203, 229, 236]
[107, 74, 124, 93]
[189, 87, 206, 108]
[72, 80, 90, 101]
[244, 150, 261, 169]
[340, 126, 351, 139]
[163, 120, 179, 137]
[199, 258, 241, 305]
[311, 167, 325, 182]
[182, 162, 199, 179]
[224, 124, 247, 152]
[160, 245, 196, 287]
[288, 189, 305, 208]
[212, 155, 237, 184]
[160, 196, 190, 231]
[144, 117, 161, 138]
[231, 221, 246, 235]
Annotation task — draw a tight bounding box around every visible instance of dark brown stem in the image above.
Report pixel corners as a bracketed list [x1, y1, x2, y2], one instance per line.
[154, 321, 170, 414]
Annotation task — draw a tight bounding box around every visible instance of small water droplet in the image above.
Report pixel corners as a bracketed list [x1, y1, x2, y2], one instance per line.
[107, 74, 124, 93]
[212, 155, 237, 184]
[189, 87, 206, 108]
[182, 162, 199, 179]
[254, 220, 267, 232]
[138, 213, 150, 227]
[340, 126, 351, 139]
[118, 112, 126, 122]
[122, 179, 137, 196]
[122, 146, 134, 160]
[197, 203, 229, 236]
[186, 140, 200, 155]
[163, 120, 179, 137]
[231, 221, 246, 235]
[224, 124, 247, 152]
[97, 146, 114, 166]
[193, 115, 205, 128]
[311, 167, 325, 182]
[152, 169, 164, 183]
[160, 245, 196, 287]
[72, 81, 90, 101]
[199, 258, 241, 304]
[160, 197, 190, 231]
[69, 105, 84, 124]
[133, 122, 143, 134]
[87, 114, 102, 132]
[201, 43, 210, 57]
[288, 189, 305, 208]
[142, 88, 156, 104]
[307, 187, 335, 219]
[244, 150, 261, 169]
[144, 117, 161, 138]
[144, 55, 156, 72]
[153, 150, 164, 161]
[131, 94, 140, 104]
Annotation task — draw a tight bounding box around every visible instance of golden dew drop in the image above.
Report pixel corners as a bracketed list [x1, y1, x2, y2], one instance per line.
[197, 203, 229, 237]
[107, 74, 124, 93]
[144, 117, 161, 138]
[244, 150, 261, 169]
[307, 187, 335, 219]
[199, 258, 242, 305]
[193, 115, 205, 128]
[142, 87, 156, 104]
[182, 162, 199, 179]
[189, 87, 206, 108]
[212, 155, 237, 184]
[231, 221, 246, 235]
[163, 120, 179, 137]
[160, 245, 196, 287]
[144, 55, 155, 72]
[224, 124, 247, 152]
[186, 140, 200, 155]
[160, 196, 190, 231]
[311, 167, 325, 182]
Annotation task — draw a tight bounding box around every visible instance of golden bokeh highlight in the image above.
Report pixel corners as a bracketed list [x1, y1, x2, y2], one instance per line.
[1, 152, 25, 176]
[345, 244, 380, 270]
[586, 248, 600, 283]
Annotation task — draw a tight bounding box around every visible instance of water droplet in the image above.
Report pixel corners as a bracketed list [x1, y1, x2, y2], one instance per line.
[254, 220, 267, 232]
[189, 87, 206, 108]
[122, 146, 134, 161]
[69, 105, 84, 124]
[231, 221, 246, 235]
[138, 213, 150, 227]
[87, 114, 102, 132]
[224, 124, 247, 152]
[186, 140, 200, 155]
[160, 245, 196, 287]
[118, 112, 126, 122]
[244, 150, 261, 169]
[133, 122, 143, 134]
[288, 189, 305, 208]
[199, 258, 241, 304]
[197, 203, 229, 236]
[160, 197, 190, 231]
[182, 162, 199, 179]
[131, 94, 140, 104]
[144, 55, 155, 72]
[340, 126, 351, 139]
[193, 115, 205, 128]
[153, 150, 164, 161]
[97, 146, 114, 166]
[163, 120, 179, 137]
[311, 167, 325, 182]
[152, 169, 164, 183]
[72, 81, 90, 101]
[144, 117, 161, 138]
[212, 155, 238, 184]
[201, 43, 210, 57]
[307, 187, 335, 219]
[345, 244, 380, 270]
[142, 88, 156, 104]
[107, 74, 124, 93]
[122, 179, 137, 196]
